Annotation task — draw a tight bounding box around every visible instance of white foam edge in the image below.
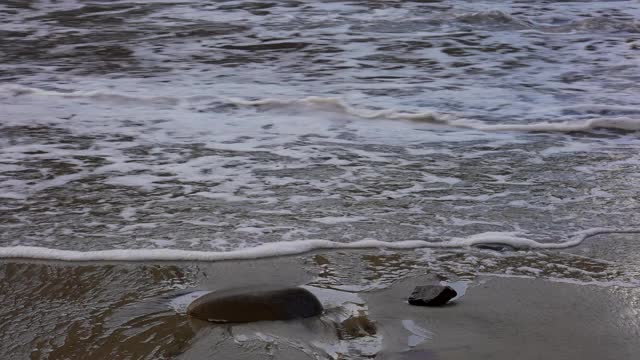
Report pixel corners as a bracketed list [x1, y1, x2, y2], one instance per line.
[214, 97, 640, 132]
[0, 84, 184, 105]
[0, 228, 637, 262]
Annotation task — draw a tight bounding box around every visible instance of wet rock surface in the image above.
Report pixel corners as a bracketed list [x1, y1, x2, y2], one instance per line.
[187, 287, 323, 323]
[473, 243, 517, 252]
[408, 285, 457, 306]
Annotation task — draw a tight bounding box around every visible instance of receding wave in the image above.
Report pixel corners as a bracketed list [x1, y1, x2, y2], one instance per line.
[450, 117, 640, 132]
[4, 85, 640, 133]
[0, 228, 637, 262]
[0, 84, 184, 106]
[229, 96, 640, 132]
[227, 96, 445, 121]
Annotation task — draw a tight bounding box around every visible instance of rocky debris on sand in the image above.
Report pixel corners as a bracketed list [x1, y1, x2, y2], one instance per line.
[408, 285, 457, 306]
[336, 315, 377, 340]
[187, 287, 323, 323]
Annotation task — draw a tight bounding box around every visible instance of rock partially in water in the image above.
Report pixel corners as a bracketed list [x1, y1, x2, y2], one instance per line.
[187, 287, 323, 323]
[408, 285, 457, 307]
[473, 242, 517, 252]
[336, 315, 377, 340]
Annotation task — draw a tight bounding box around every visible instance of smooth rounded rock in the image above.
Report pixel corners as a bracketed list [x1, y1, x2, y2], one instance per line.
[187, 287, 323, 323]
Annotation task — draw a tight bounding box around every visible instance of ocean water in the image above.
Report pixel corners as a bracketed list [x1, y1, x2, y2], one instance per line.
[1, 0, 640, 260]
[2, 2, 640, 359]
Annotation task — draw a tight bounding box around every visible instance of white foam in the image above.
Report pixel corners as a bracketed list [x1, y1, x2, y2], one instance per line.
[0, 192, 27, 200]
[0, 228, 638, 262]
[311, 216, 369, 224]
[454, 117, 640, 132]
[0, 84, 184, 106]
[119, 223, 157, 233]
[422, 174, 462, 185]
[228, 96, 640, 132]
[120, 207, 137, 221]
[517, 266, 543, 275]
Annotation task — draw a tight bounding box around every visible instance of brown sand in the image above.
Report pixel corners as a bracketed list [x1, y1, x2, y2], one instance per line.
[0, 243, 638, 359]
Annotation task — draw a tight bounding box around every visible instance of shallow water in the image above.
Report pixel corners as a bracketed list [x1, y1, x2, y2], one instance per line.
[1, 1, 640, 356]
[2, 0, 640, 257]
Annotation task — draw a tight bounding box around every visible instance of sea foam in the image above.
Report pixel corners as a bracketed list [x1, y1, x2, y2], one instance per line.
[3, 84, 640, 133]
[0, 228, 637, 262]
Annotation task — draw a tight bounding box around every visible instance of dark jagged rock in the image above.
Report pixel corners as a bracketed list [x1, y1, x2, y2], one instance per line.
[408, 285, 457, 306]
[187, 287, 323, 323]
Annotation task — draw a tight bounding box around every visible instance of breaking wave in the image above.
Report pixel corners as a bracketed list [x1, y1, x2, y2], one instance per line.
[229, 97, 640, 132]
[4, 84, 640, 133]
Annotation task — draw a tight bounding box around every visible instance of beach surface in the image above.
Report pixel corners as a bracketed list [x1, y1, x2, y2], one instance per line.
[1, 233, 638, 359]
[2, 1, 640, 358]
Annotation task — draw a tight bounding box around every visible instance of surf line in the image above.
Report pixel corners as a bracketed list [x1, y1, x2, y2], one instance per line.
[0, 228, 638, 262]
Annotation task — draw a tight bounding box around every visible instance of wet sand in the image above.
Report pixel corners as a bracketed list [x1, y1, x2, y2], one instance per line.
[368, 276, 640, 360]
[1, 242, 639, 359]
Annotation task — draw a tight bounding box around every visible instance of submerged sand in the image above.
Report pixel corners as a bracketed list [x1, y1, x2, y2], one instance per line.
[0, 235, 639, 359]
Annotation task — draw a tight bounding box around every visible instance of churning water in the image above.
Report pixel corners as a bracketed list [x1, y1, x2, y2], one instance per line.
[1, 0, 640, 259]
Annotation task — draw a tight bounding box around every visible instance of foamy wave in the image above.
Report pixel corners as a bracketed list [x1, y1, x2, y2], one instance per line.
[230, 96, 640, 132]
[0, 84, 183, 106]
[450, 117, 640, 132]
[5, 85, 640, 133]
[228, 96, 444, 121]
[0, 228, 637, 262]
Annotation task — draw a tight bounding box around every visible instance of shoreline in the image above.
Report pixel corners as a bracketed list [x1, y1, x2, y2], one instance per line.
[1, 244, 639, 359]
[1, 227, 639, 263]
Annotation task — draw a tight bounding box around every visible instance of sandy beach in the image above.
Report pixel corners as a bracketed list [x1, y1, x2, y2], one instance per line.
[1, 233, 638, 359]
